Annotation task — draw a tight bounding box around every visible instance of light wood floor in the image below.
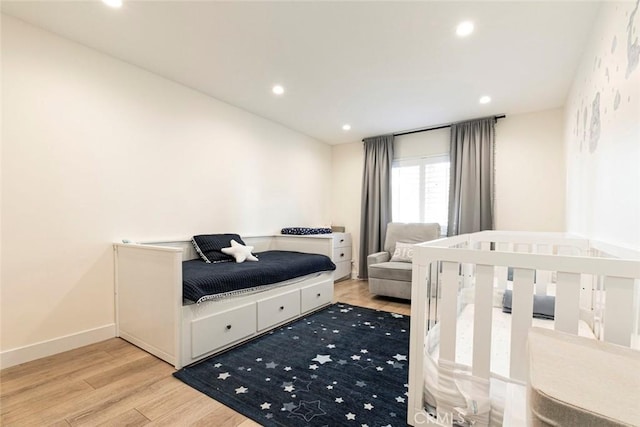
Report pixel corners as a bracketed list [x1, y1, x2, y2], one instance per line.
[0, 279, 410, 426]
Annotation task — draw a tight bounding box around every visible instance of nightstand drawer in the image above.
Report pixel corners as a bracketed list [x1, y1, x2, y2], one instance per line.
[333, 246, 352, 263]
[333, 233, 352, 249]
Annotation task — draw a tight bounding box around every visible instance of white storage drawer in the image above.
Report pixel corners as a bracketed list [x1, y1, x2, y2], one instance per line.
[301, 280, 334, 313]
[257, 289, 301, 331]
[190, 303, 256, 358]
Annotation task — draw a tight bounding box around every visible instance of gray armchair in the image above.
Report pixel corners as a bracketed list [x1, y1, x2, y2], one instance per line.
[367, 222, 441, 300]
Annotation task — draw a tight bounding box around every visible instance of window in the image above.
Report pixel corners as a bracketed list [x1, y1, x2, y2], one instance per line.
[392, 155, 450, 235]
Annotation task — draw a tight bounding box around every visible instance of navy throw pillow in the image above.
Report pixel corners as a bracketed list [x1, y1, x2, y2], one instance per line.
[192, 234, 246, 263]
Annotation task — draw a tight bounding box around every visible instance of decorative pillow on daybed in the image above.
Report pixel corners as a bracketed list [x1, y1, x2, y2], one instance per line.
[281, 227, 332, 235]
[221, 239, 259, 263]
[390, 242, 414, 262]
[192, 233, 247, 263]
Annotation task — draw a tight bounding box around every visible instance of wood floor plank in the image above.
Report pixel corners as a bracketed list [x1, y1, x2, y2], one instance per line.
[83, 354, 160, 389]
[1, 348, 149, 411]
[96, 408, 150, 427]
[64, 370, 178, 426]
[0, 280, 405, 426]
[190, 404, 252, 427]
[135, 382, 205, 420]
[236, 419, 262, 427]
[1, 378, 94, 421]
[145, 393, 222, 426]
[0, 350, 114, 396]
[6, 359, 171, 426]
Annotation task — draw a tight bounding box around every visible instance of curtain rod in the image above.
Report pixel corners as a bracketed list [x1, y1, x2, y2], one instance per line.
[392, 114, 506, 137]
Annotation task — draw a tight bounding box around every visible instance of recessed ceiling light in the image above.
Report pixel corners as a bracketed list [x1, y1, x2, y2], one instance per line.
[479, 95, 492, 104]
[102, 0, 122, 8]
[456, 21, 474, 37]
[272, 85, 284, 95]
[342, 124, 351, 131]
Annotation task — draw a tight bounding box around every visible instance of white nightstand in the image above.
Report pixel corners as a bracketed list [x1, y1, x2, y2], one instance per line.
[272, 233, 353, 282]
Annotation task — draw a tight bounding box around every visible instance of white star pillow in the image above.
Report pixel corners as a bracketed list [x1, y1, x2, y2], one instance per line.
[221, 239, 259, 263]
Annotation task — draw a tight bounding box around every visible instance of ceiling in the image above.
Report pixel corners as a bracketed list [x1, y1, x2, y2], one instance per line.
[1, 1, 601, 145]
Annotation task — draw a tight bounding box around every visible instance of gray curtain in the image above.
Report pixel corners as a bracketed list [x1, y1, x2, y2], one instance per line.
[447, 117, 495, 236]
[359, 135, 394, 279]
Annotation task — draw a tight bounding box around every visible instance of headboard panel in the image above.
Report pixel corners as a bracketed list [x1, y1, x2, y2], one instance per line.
[137, 235, 276, 261]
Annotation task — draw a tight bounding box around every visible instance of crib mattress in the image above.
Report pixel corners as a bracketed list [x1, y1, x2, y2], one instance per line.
[528, 327, 640, 426]
[432, 304, 595, 378]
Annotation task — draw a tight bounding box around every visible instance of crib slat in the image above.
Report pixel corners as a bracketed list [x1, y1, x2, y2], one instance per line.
[408, 262, 429, 423]
[603, 276, 635, 346]
[534, 244, 552, 296]
[510, 268, 535, 382]
[496, 242, 509, 290]
[439, 261, 459, 363]
[555, 272, 580, 335]
[472, 264, 494, 380]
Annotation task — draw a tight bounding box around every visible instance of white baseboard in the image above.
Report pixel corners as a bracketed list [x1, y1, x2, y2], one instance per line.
[0, 323, 116, 370]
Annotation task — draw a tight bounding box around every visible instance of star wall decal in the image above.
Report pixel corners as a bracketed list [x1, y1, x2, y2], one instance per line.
[364, 403, 374, 410]
[393, 354, 407, 361]
[235, 386, 248, 394]
[217, 372, 231, 380]
[346, 412, 356, 420]
[265, 361, 278, 369]
[260, 402, 271, 410]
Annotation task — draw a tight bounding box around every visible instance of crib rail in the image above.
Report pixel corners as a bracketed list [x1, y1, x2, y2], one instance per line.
[407, 231, 640, 426]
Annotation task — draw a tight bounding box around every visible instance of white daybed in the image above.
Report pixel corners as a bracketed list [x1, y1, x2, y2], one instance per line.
[114, 234, 340, 369]
[407, 231, 640, 426]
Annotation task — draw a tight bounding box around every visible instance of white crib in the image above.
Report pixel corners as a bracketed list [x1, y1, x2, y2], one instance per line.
[407, 231, 640, 426]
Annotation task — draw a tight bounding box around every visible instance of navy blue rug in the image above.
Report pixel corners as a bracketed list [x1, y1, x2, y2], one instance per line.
[174, 303, 410, 426]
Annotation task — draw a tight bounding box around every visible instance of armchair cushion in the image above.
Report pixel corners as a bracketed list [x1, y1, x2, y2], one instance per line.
[367, 251, 390, 267]
[368, 262, 413, 282]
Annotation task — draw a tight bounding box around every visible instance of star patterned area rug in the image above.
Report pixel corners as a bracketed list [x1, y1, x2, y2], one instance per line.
[173, 303, 410, 426]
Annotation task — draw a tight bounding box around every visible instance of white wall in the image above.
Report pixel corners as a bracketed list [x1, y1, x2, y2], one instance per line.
[495, 109, 565, 231]
[331, 142, 363, 276]
[0, 15, 332, 363]
[564, 1, 640, 250]
[394, 127, 449, 160]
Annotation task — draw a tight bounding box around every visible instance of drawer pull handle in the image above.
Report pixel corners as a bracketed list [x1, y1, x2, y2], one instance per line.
[279, 306, 284, 311]
[317, 293, 321, 297]
[340, 239, 344, 243]
[340, 253, 345, 257]
[226, 324, 232, 330]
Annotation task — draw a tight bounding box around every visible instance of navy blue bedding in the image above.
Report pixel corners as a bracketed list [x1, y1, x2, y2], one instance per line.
[183, 250, 336, 303]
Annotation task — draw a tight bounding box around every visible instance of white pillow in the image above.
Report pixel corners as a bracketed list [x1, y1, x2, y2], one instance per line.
[221, 240, 259, 263]
[390, 242, 414, 263]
